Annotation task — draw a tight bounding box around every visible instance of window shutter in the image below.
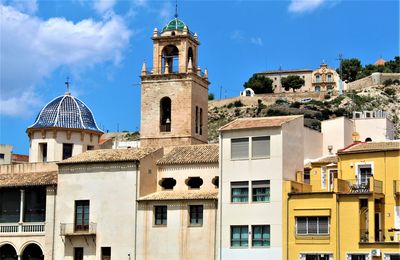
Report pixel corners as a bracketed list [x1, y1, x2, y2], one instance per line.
[252, 136, 270, 158]
[231, 138, 249, 159]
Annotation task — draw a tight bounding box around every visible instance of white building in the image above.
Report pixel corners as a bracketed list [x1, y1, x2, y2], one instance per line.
[218, 115, 304, 259]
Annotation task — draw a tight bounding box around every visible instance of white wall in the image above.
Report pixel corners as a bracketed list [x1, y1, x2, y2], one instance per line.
[29, 130, 100, 163]
[321, 117, 353, 156]
[303, 127, 323, 161]
[54, 162, 138, 260]
[354, 118, 395, 141]
[0, 144, 13, 165]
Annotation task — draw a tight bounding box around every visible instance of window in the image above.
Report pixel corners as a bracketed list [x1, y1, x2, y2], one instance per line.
[327, 74, 332, 82]
[159, 178, 176, 190]
[186, 177, 203, 189]
[75, 200, 89, 231]
[0, 189, 20, 223]
[189, 205, 203, 225]
[296, 216, 329, 235]
[87, 145, 94, 151]
[304, 170, 310, 184]
[154, 206, 167, 225]
[252, 181, 270, 202]
[212, 176, 219, 188]
[358, 166, 372, 186]
[316, 75, 320, 82]
[348, 254, 368, 260]
[24, 187, 46, 222]
[160, 97, 171, 132]
[63, 143, 73, 160]
[231, 226, 248, 247]
[74, 247, 83, 260]
[252, 225, 270, 247]
[39, 143, 47, 162]
[231, 138, 249, 160]
[231, 181, 248, 203]
[301, 254, 331, 260]
[101, 247, 111, 260]
[199, 108, 203, 135]
[315, 86, 321, 92]
[0, 153, 4, 159]
[385, 254, 400, 260]
[252, 136, 270, 158]
[195, 106, 198, 134]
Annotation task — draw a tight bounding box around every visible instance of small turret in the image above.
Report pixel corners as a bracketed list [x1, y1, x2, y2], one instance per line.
[203, 68, 208, 79]
[187, 57, 193, 73]
[141, 61, 147, 76]
[153, 28, 158, 37]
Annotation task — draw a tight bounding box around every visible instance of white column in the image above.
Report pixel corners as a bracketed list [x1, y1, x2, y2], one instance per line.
[19, 189, 24, 232]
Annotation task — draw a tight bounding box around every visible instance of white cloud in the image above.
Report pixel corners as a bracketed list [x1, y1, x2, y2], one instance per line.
[250, 37, 263, 46]
[0, 4, 131, 116]
[288, 0, 326, 13]
[230, 30, 244, 41]
[93, 0, 116, 14]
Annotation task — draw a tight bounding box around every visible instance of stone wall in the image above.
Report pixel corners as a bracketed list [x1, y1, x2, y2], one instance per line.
[347, 73, 400, 90]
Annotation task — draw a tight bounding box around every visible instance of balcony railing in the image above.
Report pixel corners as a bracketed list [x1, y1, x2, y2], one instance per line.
[60, 223, 96, 236]
[0, 222, 45, 234]
[344, 178, 383, 193]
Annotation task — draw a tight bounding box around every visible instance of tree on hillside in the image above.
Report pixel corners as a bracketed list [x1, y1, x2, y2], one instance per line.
[281, 75, 305, 92]
[337, 58, 362, 82]
[243, 74, 274, 94]
[208, 93, 215, 100]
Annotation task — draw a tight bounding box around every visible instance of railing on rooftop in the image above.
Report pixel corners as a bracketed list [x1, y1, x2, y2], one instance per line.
[0, 222, 45, 234]
[143, 66, 206, 77]
[344, 178, 383, 194]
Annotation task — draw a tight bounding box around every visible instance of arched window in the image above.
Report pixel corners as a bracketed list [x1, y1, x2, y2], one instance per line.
[22, 244, 44, 260]
[212, 176, 219, 188]
[0, 244, 18, 260]
[162, 45, 179, 73]
[160, 97, 171, 132]
[188, 47, 194, 68]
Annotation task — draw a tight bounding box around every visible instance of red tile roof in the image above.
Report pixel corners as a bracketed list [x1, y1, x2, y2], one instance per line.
[219, 115, 302, 131]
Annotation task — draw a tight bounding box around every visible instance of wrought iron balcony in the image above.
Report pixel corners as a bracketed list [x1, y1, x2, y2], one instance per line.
[60, 223, 96, 236]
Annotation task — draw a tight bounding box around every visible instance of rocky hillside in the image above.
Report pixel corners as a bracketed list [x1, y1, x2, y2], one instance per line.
[208, 85, 400, 143]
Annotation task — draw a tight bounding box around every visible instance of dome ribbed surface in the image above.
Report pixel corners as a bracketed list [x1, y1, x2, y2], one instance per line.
[29, 94, 102, 133]
[162, 18, 187, 32]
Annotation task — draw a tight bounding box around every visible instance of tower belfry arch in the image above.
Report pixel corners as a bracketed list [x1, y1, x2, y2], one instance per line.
[140, 16, 210, 148]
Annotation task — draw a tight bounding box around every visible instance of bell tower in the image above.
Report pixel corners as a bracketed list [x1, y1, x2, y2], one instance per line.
[140, 17, 210, 148]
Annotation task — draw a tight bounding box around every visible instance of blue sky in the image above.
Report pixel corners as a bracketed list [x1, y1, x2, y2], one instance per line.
[1, 0, 399, 154]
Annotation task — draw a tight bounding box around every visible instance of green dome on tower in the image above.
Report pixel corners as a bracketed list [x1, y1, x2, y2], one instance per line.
[162, 18, 188, 32]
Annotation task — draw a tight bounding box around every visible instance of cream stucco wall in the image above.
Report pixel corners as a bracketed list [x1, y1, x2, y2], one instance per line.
[136, 200, 218, 260]
[321, 117, 354, 156]
[54, 162, 139, 260]
[0, 144, 13, 165]
[303, 127, 323, 161]
[29, 130, 100, 163]
[354, 117, 395, 142]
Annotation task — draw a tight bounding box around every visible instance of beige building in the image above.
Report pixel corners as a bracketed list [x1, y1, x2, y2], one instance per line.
[136, 144, 219, 260]
[256, 63, 343, 93]
[53, 148, 162, 260]
[140, 18, 209, 148]
[218, 116, 305, 259]
[0, 144, 13, 165]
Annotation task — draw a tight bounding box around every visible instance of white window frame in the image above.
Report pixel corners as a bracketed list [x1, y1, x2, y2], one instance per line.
[300, 253, 333, 260]
[355, 162, 374, 185]
[296, 216, 330, 236]
[346, 253, 371, 260]
[384, 253, 400, 260]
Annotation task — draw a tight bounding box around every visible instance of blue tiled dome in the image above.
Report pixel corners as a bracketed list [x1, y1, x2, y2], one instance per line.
[29, 94, 102, 133]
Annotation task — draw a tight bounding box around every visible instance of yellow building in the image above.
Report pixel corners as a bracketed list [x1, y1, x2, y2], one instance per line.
[285, 141, 400, 260]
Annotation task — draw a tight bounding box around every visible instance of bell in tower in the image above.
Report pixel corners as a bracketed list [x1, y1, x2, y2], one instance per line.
[140, 16, 210, 148]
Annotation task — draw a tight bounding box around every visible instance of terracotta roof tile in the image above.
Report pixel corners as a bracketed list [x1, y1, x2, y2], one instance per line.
[58, 147, 158, 165]
[219, 115, 303, 131]
[157, 144, 219, 165]
[312, 155, 338, 165]
[138, 190, 218, 201]
[0, 171, 57, 187]
[338, 141, 400, 154]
